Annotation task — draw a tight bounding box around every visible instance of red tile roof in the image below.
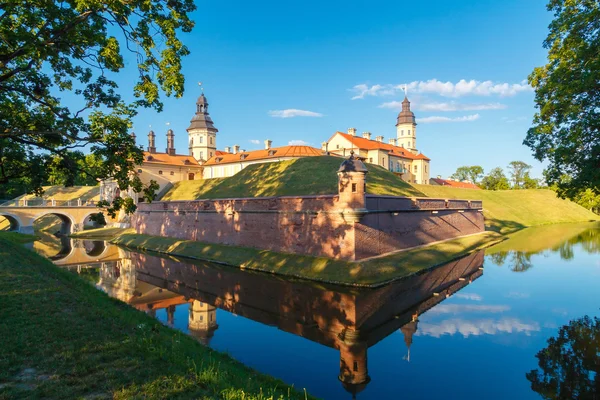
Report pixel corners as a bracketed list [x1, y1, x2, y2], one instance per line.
[330, 132, 430, 161]
[430, 178, 481, 189]
[203, 145, 323, 166]
[142, 151, 201, 167]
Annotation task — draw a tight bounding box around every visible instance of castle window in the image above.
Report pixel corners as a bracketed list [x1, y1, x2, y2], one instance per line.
[210, 137, 213, 144]
[352, 183, 357, 193]
[408, 130, 411, 135]
[209, 152, 213, 157]
[369, 158, 373, 163]
[382, 157, 385, 166]
[158, 170, 163, 175]
[200, 151, 204, 159]
[401, 130, 404, 136]
[336, 144, 339, 149]
[170, 171, 174, 176]
[199, 315, 203, 322]
[414, 165, 418, 172]
[199, 136, 203, 144]
[425, 165, 428, 173]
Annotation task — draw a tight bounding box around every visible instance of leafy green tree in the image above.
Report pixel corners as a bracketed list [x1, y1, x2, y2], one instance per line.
[0, 0, 195, 214]
[508, 161, 532, 189]
[451, 165, 484, 184]
[526, 0, 600, 200]
[523, 172, 541, 189]
[574, 189, 600, 214]
[527, 316, 600, 399]
[480, 167, 511, 190]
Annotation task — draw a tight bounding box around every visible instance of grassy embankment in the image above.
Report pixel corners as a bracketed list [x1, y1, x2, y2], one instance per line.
[414, 184, 598, 234]
[161, 156, 424, 200]
[111, 231, 502, 287]
[0, 232, 314, 399]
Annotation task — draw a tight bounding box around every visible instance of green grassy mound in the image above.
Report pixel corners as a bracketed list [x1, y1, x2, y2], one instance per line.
[161, 156, 424, 200]
[414, 185, 598, 234]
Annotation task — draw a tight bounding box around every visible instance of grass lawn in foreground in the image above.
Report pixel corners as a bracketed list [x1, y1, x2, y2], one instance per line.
[413, 185, 598, 233]
[161, 156, 424, 201]
[0, 232, 314, 399]
[112, 231, 502, 287]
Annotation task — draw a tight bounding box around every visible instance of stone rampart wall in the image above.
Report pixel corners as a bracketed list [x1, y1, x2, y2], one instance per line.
[133, 194, 485, 261]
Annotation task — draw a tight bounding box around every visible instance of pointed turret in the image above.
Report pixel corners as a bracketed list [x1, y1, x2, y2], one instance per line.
[187, 91, 218, 161]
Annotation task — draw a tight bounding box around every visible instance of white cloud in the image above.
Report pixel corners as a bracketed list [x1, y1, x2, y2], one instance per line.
[417, 114, 480, 124]
[417, 318, 540, 338]
[453, 293, 483, 301]
[379, 101, 506, 112]
[268, 109, 323, 118]
[288, 140, 311, 146]
[249, 139, 260, 145]
[427, 304, 509, 315]
[350, 79, 532, 99]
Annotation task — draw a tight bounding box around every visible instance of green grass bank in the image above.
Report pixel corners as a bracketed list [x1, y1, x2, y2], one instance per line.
[112, 231, 502, 287]
[0, 233, 314, 399]
[161, 156, 424, 200]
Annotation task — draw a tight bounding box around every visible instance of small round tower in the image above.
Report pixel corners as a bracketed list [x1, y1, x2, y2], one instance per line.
[337, 151, 368, 222]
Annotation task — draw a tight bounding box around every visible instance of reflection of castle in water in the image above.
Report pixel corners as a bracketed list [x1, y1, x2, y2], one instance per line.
[89, 246, 484, 397]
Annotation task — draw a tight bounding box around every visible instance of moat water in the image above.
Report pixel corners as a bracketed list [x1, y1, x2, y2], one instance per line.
[31, 223, 599, 400]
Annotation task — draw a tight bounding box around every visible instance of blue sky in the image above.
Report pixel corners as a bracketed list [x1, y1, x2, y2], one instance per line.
[120, 0, 552, 179]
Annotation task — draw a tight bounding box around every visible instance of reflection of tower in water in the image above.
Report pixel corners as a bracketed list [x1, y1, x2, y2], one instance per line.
[401, 315, 419, 362]
[96, 252, 135, 302]
[338, 329, 370, 399]
[188, 300, 218, 345]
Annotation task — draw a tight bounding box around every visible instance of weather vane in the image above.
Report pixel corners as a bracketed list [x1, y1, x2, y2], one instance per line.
[403, 84, 408, 96]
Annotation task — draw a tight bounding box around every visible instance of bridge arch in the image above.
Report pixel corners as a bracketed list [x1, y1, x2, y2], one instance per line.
[82, 211, 106, 230]
[83, 240, 107, 257]
[0, 213, 22, 232]
[31, 211, 75, 235]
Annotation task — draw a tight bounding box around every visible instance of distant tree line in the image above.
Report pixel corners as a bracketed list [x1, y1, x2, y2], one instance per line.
[450, 161, 541, 190]
[449, 162, 600, 214]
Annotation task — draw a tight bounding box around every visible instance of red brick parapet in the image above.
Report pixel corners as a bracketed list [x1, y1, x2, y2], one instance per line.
[133, 192, 484, 261]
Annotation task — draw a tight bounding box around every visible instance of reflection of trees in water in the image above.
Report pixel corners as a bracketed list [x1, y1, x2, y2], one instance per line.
[487, 251, 533, 272]
[527, 316, 600, 400]
[509, 252, 533, 273]
[489, 226, 599, 273]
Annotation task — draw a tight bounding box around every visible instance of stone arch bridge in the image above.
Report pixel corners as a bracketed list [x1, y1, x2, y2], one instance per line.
[0, 199, 112, 234]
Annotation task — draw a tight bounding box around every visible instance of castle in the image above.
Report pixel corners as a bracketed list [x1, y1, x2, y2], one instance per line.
[127, 91, 431, 196]
[324, 96, 431, 185]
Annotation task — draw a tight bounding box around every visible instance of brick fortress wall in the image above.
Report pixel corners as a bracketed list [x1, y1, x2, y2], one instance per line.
[132, 194, 484, 261]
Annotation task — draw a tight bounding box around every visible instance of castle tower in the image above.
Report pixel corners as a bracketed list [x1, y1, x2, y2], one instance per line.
[147, 130, 156, 154]
[337, 151, 368, 222]
[396, 96, 418, 154]
[187, 93, 218, 162]
[166, 129, 175, 155]
[188, 300, 218, 345]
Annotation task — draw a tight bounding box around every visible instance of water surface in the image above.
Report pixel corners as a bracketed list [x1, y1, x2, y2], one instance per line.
[32, 223, 600, 399]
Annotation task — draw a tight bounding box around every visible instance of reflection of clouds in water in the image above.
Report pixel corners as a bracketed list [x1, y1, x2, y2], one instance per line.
[427, 304, 509, 315]
[453, 293, 482, 301]
[506, 291, 530, 299]
[417, 318, 540, 338]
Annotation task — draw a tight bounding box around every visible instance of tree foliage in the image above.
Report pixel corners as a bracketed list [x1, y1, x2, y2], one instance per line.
[526, 0, 600, 199]
[0, 0, 196, 213]
[527, 315, 600, 400]
[450, 165, 484, 184]
[480, 167, 511, 190]
[508, 161, 533, 189]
